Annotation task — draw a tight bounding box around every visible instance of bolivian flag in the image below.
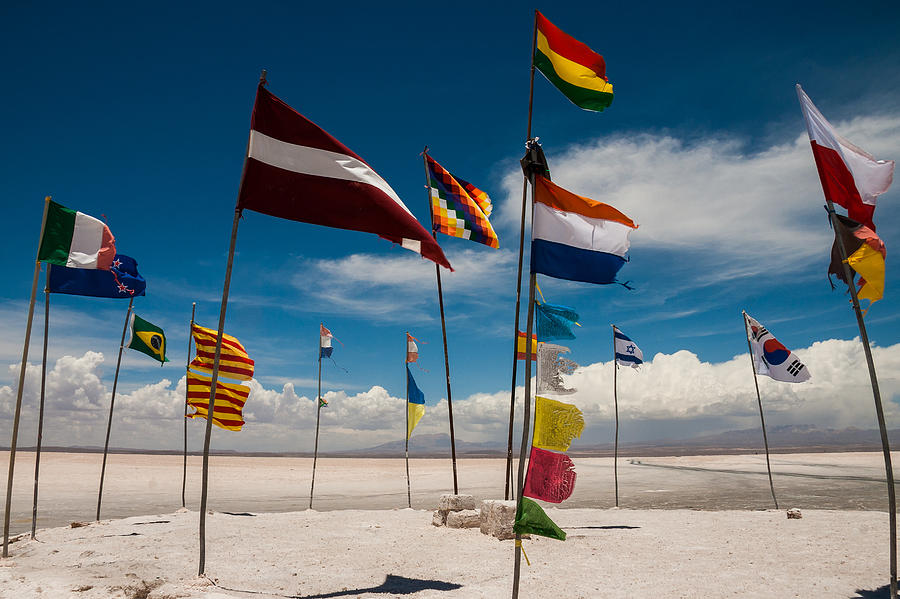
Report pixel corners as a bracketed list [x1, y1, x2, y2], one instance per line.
[534, 11, 613, 112]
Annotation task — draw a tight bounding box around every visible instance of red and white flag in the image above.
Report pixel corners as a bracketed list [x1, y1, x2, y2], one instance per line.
[237, 84, 451, 270]
[406, 333, 418, 363]
[797, 85, 894, 231]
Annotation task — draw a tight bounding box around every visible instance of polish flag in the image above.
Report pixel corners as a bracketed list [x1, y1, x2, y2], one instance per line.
[237, 84, 451, 270]
[797, 85, 894, 231]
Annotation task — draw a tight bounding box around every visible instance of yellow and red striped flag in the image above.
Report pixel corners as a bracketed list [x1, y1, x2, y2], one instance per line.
[516, 330, 537, 361]
[186, 371, 249, 431]
[190, 323, 255, 381]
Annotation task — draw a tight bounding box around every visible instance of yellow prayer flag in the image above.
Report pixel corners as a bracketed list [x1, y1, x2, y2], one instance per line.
[532, 396, 584, 452]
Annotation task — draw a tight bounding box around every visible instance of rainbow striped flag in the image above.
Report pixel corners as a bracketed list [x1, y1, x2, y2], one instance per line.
[534, 11, 613, 112]
[426, 154, 498, 249]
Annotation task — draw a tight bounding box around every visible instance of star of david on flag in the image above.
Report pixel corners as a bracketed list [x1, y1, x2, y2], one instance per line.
[613, 326, 643, 368]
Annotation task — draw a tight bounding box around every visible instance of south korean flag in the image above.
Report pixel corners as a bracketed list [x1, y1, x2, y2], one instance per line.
[744, 312, 811, 383]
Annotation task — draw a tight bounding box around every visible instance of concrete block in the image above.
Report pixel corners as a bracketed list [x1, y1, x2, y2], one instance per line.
[480, 499, 517, 540]
[446, 509, 480, 529]
[438, 494, 476, 512]
[432, 510, 447, 526]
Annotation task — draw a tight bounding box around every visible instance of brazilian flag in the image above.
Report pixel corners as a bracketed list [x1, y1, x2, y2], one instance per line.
[126, 313, 168, 363]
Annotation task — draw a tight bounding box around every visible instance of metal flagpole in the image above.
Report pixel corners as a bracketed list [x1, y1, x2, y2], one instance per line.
[96, 296, 134, 521]
[309, 324, 324, 509]
[4, 196, 50, 558]
[612, 325, 620, 508]
[505, 7, 540, 502]
[198, 69, 264, 575]
[31, 267, 51, 538]
[182, 302, 196, 508]
[741, 311, 778, 509]
[405, 333, 412, 509]
[421, 148, 459, 495]
[826, 206, 896, 595]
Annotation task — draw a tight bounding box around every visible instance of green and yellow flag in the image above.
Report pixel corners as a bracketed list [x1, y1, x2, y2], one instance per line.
[126, 313, 168, 363]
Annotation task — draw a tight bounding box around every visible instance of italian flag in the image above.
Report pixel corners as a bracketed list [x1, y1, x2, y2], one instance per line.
[534, 11, 613, 112]
[37, 200, 116, 269]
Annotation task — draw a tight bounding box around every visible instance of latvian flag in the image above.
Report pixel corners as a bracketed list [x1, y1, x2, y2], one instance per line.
[797, 85, 894, 231]
[531, 177, 637, 285]
[236, 84, 451, 270]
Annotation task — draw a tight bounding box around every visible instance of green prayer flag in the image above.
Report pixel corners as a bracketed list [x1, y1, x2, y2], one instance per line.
[514, 497, 566, 541]
[126, 312, 168, 363]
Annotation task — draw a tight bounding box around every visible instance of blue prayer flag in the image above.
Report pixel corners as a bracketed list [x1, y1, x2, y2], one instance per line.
[535, 302, 579, 341]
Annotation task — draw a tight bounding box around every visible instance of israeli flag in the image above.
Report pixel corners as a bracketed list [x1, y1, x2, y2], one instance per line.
[614, 326, 643, 368]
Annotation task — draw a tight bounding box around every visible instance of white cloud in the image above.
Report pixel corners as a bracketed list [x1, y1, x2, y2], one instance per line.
[497, 114, 900, 276]
[3, 338, 898, 451]
[288, 247, 518, 322]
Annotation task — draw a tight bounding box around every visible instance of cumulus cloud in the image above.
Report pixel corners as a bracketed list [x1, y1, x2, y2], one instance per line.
[3, 339, 898, 451]
[496, 114, 900, 277]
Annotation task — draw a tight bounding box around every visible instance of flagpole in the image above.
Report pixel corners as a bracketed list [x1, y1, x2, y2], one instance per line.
[505, 7, 540, 502]
[309, 324, 324, 509]
[826, 205, 896, 595]
[421, 148, 459, 495]
[182, 302, 196, 509]
[4, 196, 51, 558]
[198, 69, 264, 576]
[30, 267, 51, 538]
[96, 296, 134, 521]
[741, 311, 778, 509]
[405, 333, 412, 509]
[612, 325, 620, 508]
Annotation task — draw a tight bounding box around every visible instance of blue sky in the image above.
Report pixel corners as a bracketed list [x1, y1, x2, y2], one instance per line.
[1, 1, 900, 452]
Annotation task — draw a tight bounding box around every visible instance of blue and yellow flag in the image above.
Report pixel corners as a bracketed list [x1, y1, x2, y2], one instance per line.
[406, 366, 425, 440]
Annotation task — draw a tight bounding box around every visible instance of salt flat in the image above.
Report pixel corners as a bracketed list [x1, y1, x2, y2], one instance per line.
[0, 506, 892, 598]
[1, 450, 894, 535]
[0, 451, 896, 597]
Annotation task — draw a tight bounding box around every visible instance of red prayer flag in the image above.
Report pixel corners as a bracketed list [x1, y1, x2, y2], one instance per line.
[523, 446, 577, 503]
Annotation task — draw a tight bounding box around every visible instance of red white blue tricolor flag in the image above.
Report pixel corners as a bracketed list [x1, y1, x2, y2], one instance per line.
[531, 177, 637, 285]
[320, 324, 334, 359]
[744, 312, 810, 383]
[237, 84, 451, 270]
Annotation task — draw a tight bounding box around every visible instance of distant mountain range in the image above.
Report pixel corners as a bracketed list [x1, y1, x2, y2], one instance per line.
[8, 425, 900, 458]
